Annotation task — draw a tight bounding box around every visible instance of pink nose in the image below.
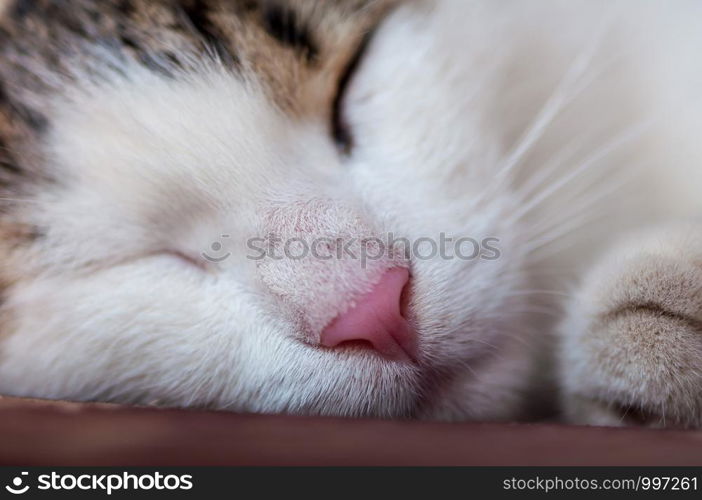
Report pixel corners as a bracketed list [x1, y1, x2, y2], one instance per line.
[320, 267, 416, 361]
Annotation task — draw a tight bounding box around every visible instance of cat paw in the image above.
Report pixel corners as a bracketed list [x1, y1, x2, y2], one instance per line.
[559, 223, 702, 428]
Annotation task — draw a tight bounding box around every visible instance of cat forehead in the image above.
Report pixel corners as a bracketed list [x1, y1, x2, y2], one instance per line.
[47, 68, 340, 211]
[0, 0, 394, 120]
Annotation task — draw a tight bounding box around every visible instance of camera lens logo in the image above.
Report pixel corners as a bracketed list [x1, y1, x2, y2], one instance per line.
[202, 234, 231, 263]
[5, 472, 29, 494]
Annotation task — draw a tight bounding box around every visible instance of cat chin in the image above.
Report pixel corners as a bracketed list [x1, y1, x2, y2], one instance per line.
[0, 248, 526, 420]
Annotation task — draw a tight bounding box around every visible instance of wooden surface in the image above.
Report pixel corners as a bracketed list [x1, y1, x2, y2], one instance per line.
[0, 397, 700, 466]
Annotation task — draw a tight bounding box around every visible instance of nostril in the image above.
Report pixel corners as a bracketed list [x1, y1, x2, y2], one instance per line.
[319, 267, 417, 361]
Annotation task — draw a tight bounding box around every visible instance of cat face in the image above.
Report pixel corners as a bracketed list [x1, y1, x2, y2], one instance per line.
[0, 0, 530, 418]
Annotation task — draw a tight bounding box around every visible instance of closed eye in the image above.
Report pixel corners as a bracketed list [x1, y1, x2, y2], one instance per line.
[331, 33, 374, 156]
[162, 250, 208, 270]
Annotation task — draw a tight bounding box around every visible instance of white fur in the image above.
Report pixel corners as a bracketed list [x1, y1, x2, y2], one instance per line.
[1, 0, 701, 421]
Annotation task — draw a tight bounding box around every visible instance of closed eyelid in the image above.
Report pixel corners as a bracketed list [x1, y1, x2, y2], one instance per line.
[331, 31, 376, 156]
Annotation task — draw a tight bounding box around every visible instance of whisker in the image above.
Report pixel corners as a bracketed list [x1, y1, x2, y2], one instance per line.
[524, 207, 608, 259]
[502, 289, 571, 299]
[523, 166, 636, 259]
[492, 9, 618, 185]
[515, 137, 586, 203]
[510, 118, 653, 225]
[524, 164, 634, 242]
[0, 197, 42, 204]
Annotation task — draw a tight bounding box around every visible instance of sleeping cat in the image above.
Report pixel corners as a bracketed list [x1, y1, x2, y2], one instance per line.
[0, 0, 701, 427]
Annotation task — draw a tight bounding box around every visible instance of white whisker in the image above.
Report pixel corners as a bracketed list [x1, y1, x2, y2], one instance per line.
[0, 197, 42, 204]
[493, 9, 619, 186]
[524, 164, 635, 241]
[510, 118, 653, 225]
[515, 138, 585, 202]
